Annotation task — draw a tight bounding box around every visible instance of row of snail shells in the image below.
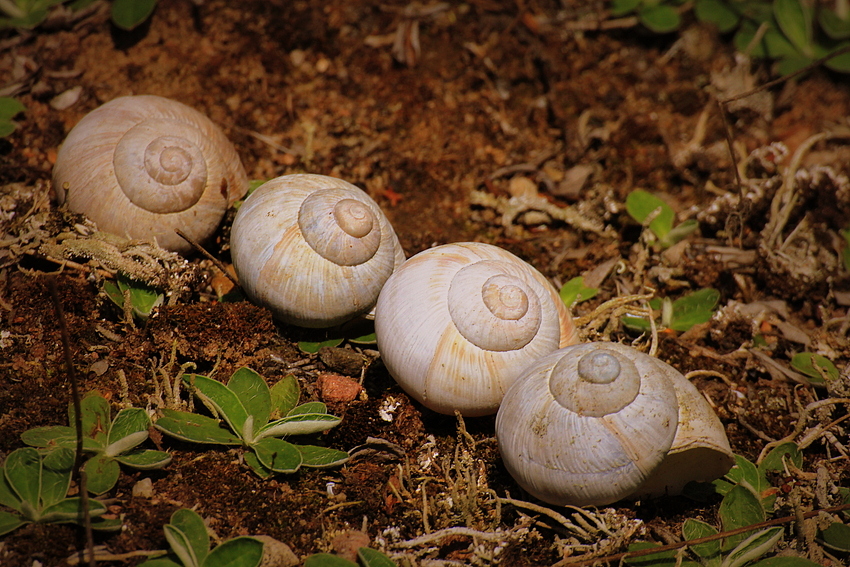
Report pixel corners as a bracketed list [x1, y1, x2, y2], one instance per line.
[495, 342, 734, 506]
[231, 174, 406, 328]
[52, 95, 249, 254]
[374, 242, 579, 417]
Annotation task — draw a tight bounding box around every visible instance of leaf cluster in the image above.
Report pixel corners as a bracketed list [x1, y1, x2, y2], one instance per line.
[0, 0, 157, 31]
[0, 96, 25, 138]
[138, 508, 264, 567]
[625, 189, 699, 249]
[305, 547, 398, 567]
[622, 288, 720, 332]
[0, 447, 121, 536]
[611, 0, 850, 75]
[104, 274, 164, 322]
[629, 443, 850, 566]
[154, 368, 349, 478]
[21, 391, 171, 495]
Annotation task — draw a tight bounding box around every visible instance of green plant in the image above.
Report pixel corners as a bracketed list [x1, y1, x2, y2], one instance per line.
[155, 368, 349, 478]
[626, 189, 699, 249]
[0, 0, 157, 30]
[558, 276, 599, 308]
[305, 547, 398, 567]
[21, 391, 171, 494]
[138, 508, 264, 567]
[0, 96, 25, 138]
[622, 288, 720, 332]
[0, 447, 121, 535]
[611, 0, 686, 32]
[790, 352, 839, 386]
[104, 274, 164, 322]
[627, 444, 812, 567]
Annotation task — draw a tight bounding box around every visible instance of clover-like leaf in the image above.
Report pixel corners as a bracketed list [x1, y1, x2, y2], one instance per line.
[154, 409, 242, 445]
[720, 485, 766, 552]
[252, 438, 302, 473]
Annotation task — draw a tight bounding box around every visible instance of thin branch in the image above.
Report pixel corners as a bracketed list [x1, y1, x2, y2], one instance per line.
[47, 277, 96, 567]
[175, 229, 241, 291]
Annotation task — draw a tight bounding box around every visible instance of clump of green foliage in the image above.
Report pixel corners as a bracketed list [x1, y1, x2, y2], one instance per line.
[305, 547, 398, 567]
[559, 276, 599, 309]
[21, 391, 171, 494]
[622, 287, 720, 332]
[155, 368, 349, 478]
[138, 508, 264, 567]
[0, 0, 157, 31]
[626, 189, 699, 249]
[104, 274, 164, 323]
[611, 0, 850, 75]
[0, 447, 122, 535]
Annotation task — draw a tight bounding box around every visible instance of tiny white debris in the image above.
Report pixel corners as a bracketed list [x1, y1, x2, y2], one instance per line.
[326, 481, 337, 497]
[50, 86, 83, 110]
[132, 477, 154, 498]
[378, 397, 401, 422]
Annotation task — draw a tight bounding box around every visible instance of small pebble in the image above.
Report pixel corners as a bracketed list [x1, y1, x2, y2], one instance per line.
[317, 372, 362, 403]
[132, 477, 154, 498]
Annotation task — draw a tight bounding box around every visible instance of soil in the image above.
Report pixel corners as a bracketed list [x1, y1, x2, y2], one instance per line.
[1, 1, 849, 566]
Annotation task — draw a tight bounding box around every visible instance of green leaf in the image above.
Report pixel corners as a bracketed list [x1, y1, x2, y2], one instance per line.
[304, 553, 360, 567]
[72, 392, 111, 446]
[639, 4, 681, 33]
[257, 413, 341, 439]
[165, 524, 201, 567]
[20, 425, 77, 449]
[626, 190, 675, 240]
[155, 409, 242, 445]
[111, 0, 157, 31]
[349, 332, 377, 345]
[182, 374, 250, 436]
[774, 0, 813, 57]
[719, 485, 766, 552]
[0, 464, 21, 511]
[660, 218, 698, 247]
[669, 288, 719, 331]
[819, 521, 850, 552]
[759, 442, 802, 473]
[559, 276, 598, 308]
[203, 536, 264, 567]
[0, 97, 25, 120]
[243, 451, 274, 479]
[170, 508, 210, 566]
[297, 445, 350, 468]
[227, 368, 271, 435]
[790, 352, 838, 386]
[115, 449, 172, 470]
[270, 375, 300, 418]
[683, 518, 720, 563]
[820, 8, 850, 40]
[694, 0, 741, 33]
[624, 542, 676, 567]
[750, 558, 824, 567]
[298, 337, 343, 354]
[108, 408, 151, 448]
[825, 43, 850, 73]
[83, 453, 121, 495]
[721, 526, 783, 567]
[288, 401, 328, 416]
[252, 438, 302, 473]
[0, 510, 25, 536]
[357, 547, 398, 567]
[40, 496, 107, 523]
[5, 448, 41, 506]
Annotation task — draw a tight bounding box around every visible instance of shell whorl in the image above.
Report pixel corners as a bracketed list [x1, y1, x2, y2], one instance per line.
[113, 120, 208, 213]
[447, 260, 542, 352]
[550, 347, 641, 418]
[298, 190, 382, 266]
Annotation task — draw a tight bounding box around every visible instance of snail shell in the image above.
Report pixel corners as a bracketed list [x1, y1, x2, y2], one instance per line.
[374, 242, 578, 417]
[495, 342, 733, 506]
[52, 95, 248, 254]
[230, 174, 406, 328]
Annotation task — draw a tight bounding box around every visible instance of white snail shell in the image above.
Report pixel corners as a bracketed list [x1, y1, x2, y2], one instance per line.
[374, 242, 578, 417]
[495, 342, 733, 506]
[230, 174, 406, 328]
[52, 95, 249, 254]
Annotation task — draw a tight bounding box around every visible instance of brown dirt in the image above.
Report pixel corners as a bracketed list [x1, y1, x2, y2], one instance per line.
[1, 1, 849, 566]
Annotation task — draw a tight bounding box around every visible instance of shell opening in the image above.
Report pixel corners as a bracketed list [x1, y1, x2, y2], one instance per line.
[113, 121, 208, 214]
[334, 199, 373, 238]
[448, 263, 542, 352]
